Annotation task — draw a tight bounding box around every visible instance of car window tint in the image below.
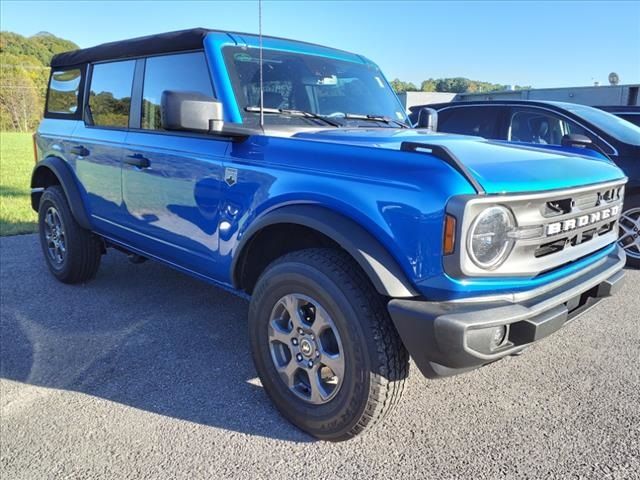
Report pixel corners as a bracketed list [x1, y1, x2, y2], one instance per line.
[47, 69, 81, 114]
[508, 109, 588, 145]
[141, 52, 214, 130]
[88, 60, 135, 127]
[437, 107, 501, 138]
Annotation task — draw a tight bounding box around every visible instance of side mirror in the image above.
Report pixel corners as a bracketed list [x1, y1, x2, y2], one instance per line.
[161, 91, 250, 141]
[561, 133, 592, 148]
[161, 91, 222, 133]
[416, 107, 438, 131]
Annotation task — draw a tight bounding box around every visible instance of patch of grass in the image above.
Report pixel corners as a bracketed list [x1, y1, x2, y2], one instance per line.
[0, 132, 37, 236]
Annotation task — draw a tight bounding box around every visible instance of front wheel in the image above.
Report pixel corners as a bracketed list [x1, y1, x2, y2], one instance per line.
[619, 207, 640, 268]
[248, 248, 409, 441]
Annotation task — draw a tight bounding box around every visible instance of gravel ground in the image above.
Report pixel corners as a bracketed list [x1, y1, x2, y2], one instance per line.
[1, 234, 639, 479]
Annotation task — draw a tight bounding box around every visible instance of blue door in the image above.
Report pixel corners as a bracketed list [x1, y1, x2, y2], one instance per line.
[119, 52, 229, 278]
[71, 60, 136, 232]
[121, 133, 228, 277]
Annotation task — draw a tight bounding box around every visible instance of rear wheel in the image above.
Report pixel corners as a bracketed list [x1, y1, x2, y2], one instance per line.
[619, 207, 640, 268]
[248, 248, 409, 441]
[38, 186, 102, 283]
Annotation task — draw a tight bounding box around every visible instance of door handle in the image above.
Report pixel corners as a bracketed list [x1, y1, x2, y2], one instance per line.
[70, 145, 90, 156]
[124, 153, 150, 169]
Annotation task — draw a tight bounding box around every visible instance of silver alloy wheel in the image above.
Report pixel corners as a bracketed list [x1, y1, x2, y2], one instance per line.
[44, 206, 66, 265]
[268, 293, 345, 405]
[619, 208, 640, 260]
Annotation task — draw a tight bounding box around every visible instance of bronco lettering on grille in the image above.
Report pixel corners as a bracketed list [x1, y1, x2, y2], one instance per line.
[545, 205, 620, 236]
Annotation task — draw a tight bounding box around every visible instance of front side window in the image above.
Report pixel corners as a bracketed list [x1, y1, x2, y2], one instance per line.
[141, 52, 214, 130]
[47, 69, 81, 114]
[437, 106, 502, 139]
[508, 109, 588, 145]
[88, 60, 135, 128]
[223, 46, 407, 127]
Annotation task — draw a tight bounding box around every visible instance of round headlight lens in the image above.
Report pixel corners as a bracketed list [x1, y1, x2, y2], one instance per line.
[468, 206, 515, 269]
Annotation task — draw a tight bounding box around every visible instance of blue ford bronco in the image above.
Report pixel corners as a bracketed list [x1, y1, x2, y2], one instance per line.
[33, 28, 627, 440]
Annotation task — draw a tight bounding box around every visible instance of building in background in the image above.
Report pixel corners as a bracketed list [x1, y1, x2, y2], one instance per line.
[397, 92, 456, 111]
[456, 84, 639, 106]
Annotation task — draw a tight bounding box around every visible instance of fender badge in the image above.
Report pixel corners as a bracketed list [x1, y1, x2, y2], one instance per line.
[225, 167, 238, 186]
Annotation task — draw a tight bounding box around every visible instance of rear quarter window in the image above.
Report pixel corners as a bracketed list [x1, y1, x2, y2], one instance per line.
[46, 69, 82, 115]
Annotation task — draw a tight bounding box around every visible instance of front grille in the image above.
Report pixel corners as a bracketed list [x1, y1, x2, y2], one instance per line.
[573, 191, 600, 212]
[450, 179, 627, 277]
[535, 220, 616, 258]
[504, 181, 624, 273]
[544, 186, 621, 218]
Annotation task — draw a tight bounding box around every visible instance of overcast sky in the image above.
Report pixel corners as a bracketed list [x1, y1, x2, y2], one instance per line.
[2, 0, 639, 88]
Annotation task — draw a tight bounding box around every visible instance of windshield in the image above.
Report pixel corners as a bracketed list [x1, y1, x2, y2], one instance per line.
[562, 103, 640, 146]
[222, 46, 408, 127]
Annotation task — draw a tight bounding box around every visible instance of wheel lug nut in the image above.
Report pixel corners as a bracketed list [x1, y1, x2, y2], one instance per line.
[310, 335, 315, 340]
[307, 360, 313, 368]
[296, 354, 303, 362]
[292, 338, 298, 346]
[297, 328, 304, 334]
[315, 351, 320, 357]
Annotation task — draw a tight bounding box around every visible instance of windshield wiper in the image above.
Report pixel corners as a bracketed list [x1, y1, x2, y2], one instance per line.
[343, 113, 410, 129]
[244, 106, 341, 127]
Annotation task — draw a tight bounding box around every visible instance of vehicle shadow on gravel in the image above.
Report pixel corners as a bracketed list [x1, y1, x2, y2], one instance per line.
[0, 242, 314, 443]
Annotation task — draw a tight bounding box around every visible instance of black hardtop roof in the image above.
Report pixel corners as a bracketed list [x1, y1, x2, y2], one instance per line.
[50, 27, 353, 69]
[51, 28, 210, 68]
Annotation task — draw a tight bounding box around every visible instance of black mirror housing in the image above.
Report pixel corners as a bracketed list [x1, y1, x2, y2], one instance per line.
[561, 133, 593, 148]
[161, 91, 222, 133]
[416, 107, 438, 131]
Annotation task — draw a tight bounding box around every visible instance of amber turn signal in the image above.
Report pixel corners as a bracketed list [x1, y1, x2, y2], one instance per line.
[443, 214, 456, 255]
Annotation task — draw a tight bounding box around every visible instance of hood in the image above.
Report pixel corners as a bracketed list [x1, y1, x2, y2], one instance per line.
[292, 129, 626, 194]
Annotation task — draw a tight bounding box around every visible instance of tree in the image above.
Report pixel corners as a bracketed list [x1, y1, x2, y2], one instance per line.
[0, 31, 78, 131]
[420, 79, 437, 92]
[0, 64, 39, 131]
[390, 78, 418, 93]
[392, 76, 531, 94]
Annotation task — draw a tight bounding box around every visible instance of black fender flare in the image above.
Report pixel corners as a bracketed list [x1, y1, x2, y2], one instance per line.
[232, 204, 419, 298]
[31, 156, 92, 230]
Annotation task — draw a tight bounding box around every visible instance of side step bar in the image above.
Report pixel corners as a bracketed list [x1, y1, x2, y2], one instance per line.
[400, 141, 485, 194]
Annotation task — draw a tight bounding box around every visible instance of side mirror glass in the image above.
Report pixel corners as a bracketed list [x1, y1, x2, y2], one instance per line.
[161, 91, 222, 133]
[561, 133, 592, 148]
[417, 107, 438, 131]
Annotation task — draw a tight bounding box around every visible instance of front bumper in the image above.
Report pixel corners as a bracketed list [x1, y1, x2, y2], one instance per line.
[388, 245, 626, 378]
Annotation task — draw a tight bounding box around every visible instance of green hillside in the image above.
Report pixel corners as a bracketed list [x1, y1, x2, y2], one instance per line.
[0, 31, 78, 132]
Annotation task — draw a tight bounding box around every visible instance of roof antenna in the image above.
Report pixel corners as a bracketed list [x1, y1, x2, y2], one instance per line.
[258, 0, 264, 129]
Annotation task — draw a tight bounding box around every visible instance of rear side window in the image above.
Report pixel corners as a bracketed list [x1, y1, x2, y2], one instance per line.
[141, 52, 214, 130]
[88, 60, 135, 128]
[47, 69, 82, 114]
[438, 106, 502, 139]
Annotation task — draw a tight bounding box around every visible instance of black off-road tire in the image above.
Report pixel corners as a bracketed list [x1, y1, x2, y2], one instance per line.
[248, 248, 409, 441]
[619, 205, 640, 269]
[38, 186, 102, 283]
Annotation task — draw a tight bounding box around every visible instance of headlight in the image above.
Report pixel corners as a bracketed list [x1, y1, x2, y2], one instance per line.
[467, 206, 516, 270]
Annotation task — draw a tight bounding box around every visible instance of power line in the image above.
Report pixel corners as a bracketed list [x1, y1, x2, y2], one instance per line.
[0, 64, 49, 70]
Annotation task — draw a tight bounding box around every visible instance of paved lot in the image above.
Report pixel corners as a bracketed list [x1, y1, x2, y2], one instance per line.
[1, 234, 639, 479]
